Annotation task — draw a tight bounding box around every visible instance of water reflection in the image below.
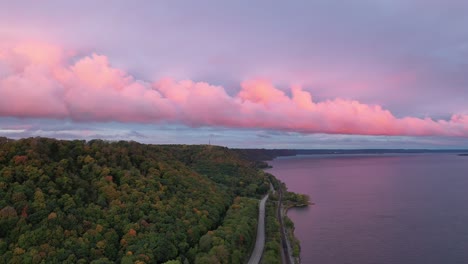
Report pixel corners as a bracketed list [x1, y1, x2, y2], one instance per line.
[268, 154, 468, 264]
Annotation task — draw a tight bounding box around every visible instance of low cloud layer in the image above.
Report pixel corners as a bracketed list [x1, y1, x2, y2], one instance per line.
[1, 42, 468, 137]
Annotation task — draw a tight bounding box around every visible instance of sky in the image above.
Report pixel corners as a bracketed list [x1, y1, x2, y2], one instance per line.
[1, 0, 468, 148]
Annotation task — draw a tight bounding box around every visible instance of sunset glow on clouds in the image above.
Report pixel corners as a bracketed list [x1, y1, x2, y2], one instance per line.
[1, 0, 468, 148]
[1, 42, 468, 138]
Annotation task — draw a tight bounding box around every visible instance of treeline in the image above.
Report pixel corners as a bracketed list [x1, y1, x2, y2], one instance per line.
[194, 197, 258, 264]
[261, 201, 281, 264]
[0, 137, 270, 263]
[233, 149, 296, 169]
[267, 174, 309, 264]
[284, 192, 310, 207]
[162, 145, 270, 197]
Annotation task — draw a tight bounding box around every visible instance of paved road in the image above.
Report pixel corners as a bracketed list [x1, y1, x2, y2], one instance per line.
[247, 194, 269, 264]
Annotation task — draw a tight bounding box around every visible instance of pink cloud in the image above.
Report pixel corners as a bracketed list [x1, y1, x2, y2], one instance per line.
[239, 79, 289, 105]
[1, 41, 468, 137]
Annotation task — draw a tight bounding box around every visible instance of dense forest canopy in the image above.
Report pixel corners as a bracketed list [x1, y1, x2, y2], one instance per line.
[0, 137, 272, 263]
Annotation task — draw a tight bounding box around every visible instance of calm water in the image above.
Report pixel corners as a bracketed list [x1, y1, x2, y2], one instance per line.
[268, 154, 468, 264]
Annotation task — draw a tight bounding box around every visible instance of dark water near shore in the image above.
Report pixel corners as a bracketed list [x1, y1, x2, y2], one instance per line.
[268, 154, 468, 264]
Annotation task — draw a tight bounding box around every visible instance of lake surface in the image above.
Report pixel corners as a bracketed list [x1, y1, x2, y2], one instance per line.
[267, 154, 468, 264]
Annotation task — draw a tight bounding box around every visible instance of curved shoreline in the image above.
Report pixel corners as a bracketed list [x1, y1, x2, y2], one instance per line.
[282, 204, 312, 264]
[277, 187, 296, 264]
[265, 171, 310, 264]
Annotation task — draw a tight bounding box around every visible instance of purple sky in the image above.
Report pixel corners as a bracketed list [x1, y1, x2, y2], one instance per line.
[1, 0, 468, 148]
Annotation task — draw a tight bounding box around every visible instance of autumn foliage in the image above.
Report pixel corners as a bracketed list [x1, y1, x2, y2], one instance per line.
[0, 137, 270, 263]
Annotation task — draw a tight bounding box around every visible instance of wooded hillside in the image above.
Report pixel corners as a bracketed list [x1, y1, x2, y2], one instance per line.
[0, 138, 270, 263]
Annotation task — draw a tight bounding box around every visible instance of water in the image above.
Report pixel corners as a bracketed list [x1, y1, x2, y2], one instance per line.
[267, 154, 468, 264]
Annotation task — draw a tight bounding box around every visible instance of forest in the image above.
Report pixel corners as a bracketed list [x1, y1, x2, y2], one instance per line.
[0, 137, 274, 263]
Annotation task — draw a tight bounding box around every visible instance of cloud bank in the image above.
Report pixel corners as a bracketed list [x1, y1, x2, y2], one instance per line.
[1, 42, 468, 137]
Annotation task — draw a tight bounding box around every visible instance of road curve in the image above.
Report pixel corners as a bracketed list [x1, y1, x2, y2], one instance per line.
[247, 194, 269, 264]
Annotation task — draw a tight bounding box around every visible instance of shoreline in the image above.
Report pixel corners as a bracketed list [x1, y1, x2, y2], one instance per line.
[266, 171, 310, 264]
[260, 152, 468, 264]
[263, 157, 311, 264]
[280, 203, 299, 264]
[276, 185, 295, 264]
[282, 199, 312, 264]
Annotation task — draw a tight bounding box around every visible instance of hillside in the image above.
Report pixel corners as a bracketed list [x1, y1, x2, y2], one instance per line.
[0, 138, 271, 263]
